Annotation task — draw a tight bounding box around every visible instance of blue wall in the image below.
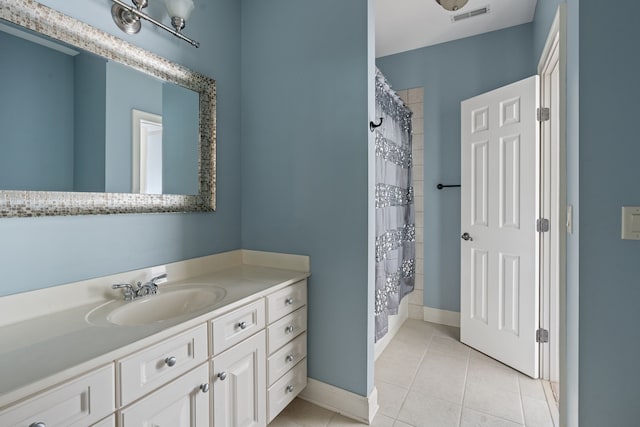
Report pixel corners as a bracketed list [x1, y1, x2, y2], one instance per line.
[240, 0, 372, 396]
[162, 82, 199, 195]
[376, 24, 534, 312]
[105, 61, 163, 193]
[578, 0, 640, 425]
[0, 31, 75, 191]
[0, 0, 242, 297]
[74, 52, 107, 192]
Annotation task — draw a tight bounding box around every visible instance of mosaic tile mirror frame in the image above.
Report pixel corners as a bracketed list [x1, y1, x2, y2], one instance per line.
[0, 0, 216, 217]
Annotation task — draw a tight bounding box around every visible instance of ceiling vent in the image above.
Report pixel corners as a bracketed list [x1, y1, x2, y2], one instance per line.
[451, 6, 490, 22]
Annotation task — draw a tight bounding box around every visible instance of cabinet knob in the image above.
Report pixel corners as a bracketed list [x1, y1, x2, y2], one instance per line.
[285, 297, 294, 305]
[286, 385, 295, 393]
[200, 383, 209, 393]
[29, 423, 46, 427]
[285, 354, 295, 363]
[285, 325, 294, 334]
[237, 321, 248, 330]
[165, 356, 177, 367]
[217, 371, 228, 381]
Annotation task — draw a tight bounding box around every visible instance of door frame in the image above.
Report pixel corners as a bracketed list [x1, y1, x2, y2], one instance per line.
[537, 1, 566, 416]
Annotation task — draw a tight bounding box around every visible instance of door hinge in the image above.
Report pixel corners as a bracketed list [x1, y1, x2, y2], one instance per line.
[537, 107, 550, 122]
[536, 328, 549, 343]
[536, 218, 550, 232]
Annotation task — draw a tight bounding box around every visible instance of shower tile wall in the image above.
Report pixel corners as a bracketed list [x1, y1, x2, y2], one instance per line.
[397, 87, 424, 320]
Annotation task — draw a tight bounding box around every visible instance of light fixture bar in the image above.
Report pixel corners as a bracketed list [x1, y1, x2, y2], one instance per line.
[111, 0, 200, 48]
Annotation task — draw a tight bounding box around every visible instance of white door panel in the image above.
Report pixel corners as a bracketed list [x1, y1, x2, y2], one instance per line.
[461, 76, 540, 378]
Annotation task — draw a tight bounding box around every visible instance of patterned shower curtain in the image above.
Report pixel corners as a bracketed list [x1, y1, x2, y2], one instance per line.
[374, 69, 416, 342]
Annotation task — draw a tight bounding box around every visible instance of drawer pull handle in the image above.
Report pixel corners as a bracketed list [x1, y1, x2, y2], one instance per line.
[165, 356, 177, 367]
[237, 321, 248, 330]
[285, 354, 295, 363]
[29, 423, 46, 427]
[285, 325, 294, 334]
[200, 383, 210, 393]
[285, 298, 294, 305]
[286, 385, 295, 393]
[217, 371, 228, 381]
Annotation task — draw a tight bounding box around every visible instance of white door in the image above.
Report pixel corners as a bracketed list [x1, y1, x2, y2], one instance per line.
[460, 76, 540, 378]
[212, 331, 266, 427]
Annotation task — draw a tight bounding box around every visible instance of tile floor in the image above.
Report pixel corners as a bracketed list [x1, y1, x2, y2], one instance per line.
[270, 319, 556, 427]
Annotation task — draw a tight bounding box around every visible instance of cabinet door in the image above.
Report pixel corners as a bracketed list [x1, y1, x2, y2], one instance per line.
[212, 331, 266, 427]
[120, 363, 209, 427]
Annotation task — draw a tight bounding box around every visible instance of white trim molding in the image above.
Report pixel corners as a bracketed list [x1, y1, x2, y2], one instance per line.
[423, 306, 460, 327]
[298, 379, 378, 424]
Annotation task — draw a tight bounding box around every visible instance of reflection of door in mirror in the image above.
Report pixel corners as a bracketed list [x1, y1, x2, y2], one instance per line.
[132, 110, 163, 194]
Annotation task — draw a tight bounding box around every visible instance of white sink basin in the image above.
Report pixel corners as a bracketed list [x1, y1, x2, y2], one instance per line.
[87, 285, 227, 326]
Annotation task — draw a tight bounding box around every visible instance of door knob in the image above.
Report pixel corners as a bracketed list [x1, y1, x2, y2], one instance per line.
[217, 371, 227, 381]
[165, 356, 177, 367]
[461, 232, 473, 241]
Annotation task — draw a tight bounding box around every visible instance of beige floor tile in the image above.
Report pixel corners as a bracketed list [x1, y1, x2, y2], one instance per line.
[521, 396, 554, 427]
[376, 353, 422, 389]
[377, 380, 410, 418]
[459, 408, 524, 427]
[273, 398, 334, 427]
[371, 414, 396, 427]
[392, 320, 434, 346]
[411, 351, 467, 404]
[466, 357, 519, 394]
[463, 382, 524, 424]
[393, 421, 414, 427]
[326, 413, 382, 427]
[517, 375, 547, 401]
[428, 336, 470, 359]
[431, 324, 460, 340]
[397, 390, 462, 427]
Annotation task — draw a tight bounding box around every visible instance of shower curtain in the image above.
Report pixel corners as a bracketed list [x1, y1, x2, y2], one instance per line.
[374, 69, 415, 342]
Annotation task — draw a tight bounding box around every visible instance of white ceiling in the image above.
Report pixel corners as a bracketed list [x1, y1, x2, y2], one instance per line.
[375, 0, 538, 58]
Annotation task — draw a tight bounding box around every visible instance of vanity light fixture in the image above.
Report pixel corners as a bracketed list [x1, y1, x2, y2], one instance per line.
[435, 0, 469, 11]
[111, 0, 200, 48]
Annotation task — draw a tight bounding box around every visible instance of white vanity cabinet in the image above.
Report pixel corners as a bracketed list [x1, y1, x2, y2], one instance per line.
[265, 281, 308, 423]
[0, 275, 308, 427]
[117, 324, 209, 407]
[212, 331, 266, 427]
[119, 363, 210, 427]
[0, 364, 115, 427]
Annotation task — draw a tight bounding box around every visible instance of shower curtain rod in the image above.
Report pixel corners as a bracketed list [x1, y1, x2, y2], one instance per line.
[437, 183, 461, 190]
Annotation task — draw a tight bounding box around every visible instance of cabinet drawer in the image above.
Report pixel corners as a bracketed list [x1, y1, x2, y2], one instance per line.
[118, 324, 208, 406]
[120, 363, 210, 426]
[266, 280, 307, 323]
[267, 359, 307, 423]
[267, 307, 307, 354]
[211, 299, 266, 355]
[267, 332, 307, 386]
[0, 364, 114, 427]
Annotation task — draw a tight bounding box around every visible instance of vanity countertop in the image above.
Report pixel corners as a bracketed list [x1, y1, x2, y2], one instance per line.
[0, 251, 310, 409]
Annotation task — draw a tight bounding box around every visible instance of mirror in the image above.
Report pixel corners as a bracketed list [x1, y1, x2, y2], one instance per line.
[0, 0, 216, 216]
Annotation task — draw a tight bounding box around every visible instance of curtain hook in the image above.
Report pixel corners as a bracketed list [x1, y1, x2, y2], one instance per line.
[369, 117, 383, 132]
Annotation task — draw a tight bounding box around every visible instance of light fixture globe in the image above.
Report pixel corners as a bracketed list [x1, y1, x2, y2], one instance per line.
[436, 0, 469, 11]
[165, 0, 194, 32]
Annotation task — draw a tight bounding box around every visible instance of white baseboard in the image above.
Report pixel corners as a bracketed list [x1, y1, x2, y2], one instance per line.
[298, 378, 378, 424]
[423, 306, 460, 327]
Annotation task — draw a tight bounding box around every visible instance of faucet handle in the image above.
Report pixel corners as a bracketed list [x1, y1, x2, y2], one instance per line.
[150, 273, 168, 286]
[112, 283, 135, 301]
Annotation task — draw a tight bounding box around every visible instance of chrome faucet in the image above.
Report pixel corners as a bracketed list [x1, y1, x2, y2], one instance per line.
[112, 273, 168, 301]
